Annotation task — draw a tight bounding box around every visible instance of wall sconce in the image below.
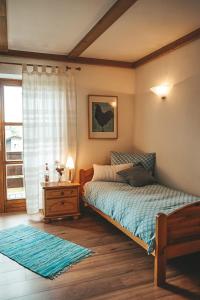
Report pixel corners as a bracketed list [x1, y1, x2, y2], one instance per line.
[150, 84, 171, 100]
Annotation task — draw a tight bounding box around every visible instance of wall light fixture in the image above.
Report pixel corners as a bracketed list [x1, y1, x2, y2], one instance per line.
[150, 84, 171, 100]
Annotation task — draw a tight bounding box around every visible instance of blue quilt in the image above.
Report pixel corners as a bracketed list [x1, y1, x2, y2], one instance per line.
[84, 181, 199, 253]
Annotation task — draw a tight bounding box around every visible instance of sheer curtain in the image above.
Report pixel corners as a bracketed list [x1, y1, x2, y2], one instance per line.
[22, 65, 77, 214]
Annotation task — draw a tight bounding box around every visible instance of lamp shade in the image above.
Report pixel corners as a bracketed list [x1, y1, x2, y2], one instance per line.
[66, 156, 74, 170]
[150, 84, 171, 99]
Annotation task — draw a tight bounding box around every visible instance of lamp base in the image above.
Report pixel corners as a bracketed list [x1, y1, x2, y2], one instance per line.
[68, 169, 72, 183]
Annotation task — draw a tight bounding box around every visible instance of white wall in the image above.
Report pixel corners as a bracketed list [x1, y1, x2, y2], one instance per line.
[1, 39, 200, 196]
[0, 58, 135, 175]
[76, 65, 135, 171]
[133, 39, 200, 195]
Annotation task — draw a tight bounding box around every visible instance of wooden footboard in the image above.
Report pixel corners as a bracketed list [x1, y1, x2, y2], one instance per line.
[79, 168, 200, 287]
[155, 201, 200, 286]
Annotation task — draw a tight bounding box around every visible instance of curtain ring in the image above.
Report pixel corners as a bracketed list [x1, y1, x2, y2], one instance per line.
[22, 64, 27, 73]
[42, 65, 46, 73]
[52, 66, 56, 74]
[33, 65, 37, 73]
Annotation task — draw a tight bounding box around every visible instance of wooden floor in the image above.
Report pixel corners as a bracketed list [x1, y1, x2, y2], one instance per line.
[0, 211, 200, 300]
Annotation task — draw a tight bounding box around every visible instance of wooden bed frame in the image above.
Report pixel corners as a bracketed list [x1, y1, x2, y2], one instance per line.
[80, 168, 200, 287]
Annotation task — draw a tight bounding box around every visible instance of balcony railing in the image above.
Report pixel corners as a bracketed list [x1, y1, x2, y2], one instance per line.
[7, 151, 22, 161]
[7, 151, 23, 188]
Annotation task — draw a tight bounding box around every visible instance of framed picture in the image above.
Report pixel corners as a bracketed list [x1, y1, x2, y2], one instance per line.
[88, 95, 118, 139]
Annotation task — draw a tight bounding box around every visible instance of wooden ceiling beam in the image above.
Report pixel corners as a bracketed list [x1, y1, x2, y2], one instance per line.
[132, 28, 200, 68]
[68, 0, 138, 58]
[0, 0, 8, 51]
[1, 29, 199, 69]
[0, 49, 133, 68]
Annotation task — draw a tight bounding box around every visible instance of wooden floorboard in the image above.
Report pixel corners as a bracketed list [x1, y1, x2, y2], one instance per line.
[0, 211, 200, 300]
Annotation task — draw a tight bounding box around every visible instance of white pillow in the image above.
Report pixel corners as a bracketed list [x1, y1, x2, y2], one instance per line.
[92, 163, 132, 182]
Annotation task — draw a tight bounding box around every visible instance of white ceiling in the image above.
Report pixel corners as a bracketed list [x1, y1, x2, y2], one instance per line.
[7, 0, 115, 54]
[6, 0, 200, 62]
[83, 0, 200, 61]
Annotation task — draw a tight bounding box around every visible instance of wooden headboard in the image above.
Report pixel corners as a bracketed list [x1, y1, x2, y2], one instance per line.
[79, 168, 94, 196]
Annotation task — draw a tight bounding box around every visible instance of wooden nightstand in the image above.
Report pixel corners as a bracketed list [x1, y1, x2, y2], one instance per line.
[41, 182, 80, 222]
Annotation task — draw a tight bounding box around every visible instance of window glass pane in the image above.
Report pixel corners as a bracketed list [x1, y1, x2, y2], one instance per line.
[5, 126, 23, 161]
[6, 164, 25, 200]
[4, 86, 22, 122]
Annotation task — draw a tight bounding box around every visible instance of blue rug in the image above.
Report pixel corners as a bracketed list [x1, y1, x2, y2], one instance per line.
[0, 224, 92, 279]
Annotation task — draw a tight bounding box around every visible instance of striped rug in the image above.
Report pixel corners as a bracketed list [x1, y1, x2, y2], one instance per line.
[0, 224, 92, 279]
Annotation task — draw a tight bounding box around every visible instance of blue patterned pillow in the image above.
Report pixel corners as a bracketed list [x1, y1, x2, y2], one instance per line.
[111, 151, 156, 173]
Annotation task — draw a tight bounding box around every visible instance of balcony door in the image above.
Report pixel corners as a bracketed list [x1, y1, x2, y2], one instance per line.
[0, 79, 26, 213]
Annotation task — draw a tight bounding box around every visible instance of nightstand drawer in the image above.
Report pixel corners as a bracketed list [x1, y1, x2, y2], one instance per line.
[46, 188, 77, 199]
[41, 182, 80, 221]
[46, 197, 78, 216]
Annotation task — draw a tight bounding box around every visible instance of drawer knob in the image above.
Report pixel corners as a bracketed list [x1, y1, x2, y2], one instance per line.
[61, 191, 64, 196]
[61, 200, 65, 205]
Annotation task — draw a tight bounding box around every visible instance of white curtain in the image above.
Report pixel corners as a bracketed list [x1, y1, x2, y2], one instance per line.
[22, 65, 77, 214]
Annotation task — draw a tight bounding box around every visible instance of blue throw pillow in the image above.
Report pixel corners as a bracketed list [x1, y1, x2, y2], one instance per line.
[111, 151, 156, 173]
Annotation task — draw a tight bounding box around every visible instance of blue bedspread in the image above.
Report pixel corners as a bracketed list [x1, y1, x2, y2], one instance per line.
[84, 181, 199, 253]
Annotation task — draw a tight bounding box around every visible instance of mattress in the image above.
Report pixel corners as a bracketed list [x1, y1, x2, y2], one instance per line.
[84, 181, 199, 253]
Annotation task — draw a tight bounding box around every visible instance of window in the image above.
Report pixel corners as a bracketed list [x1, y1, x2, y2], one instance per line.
[0, 80, 25, 212]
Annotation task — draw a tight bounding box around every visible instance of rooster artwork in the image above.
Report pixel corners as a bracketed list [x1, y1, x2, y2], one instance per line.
[93, 102, 114, 132]
[88, 95, 118, 139]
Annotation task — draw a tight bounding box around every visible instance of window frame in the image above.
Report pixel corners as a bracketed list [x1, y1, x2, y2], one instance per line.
[0, 79, 26, 213]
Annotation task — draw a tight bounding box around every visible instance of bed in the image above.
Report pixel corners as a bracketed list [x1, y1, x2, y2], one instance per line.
[80, 168, 200, 287]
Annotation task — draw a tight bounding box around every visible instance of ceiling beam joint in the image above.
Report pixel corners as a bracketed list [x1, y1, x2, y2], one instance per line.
[132, 27, 200, 68]
[68, 0, 138, 58]
[0, 49, 134, 68]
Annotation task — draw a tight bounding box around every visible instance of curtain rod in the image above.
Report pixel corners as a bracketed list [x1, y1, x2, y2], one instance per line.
[0, 61, 81, 71]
